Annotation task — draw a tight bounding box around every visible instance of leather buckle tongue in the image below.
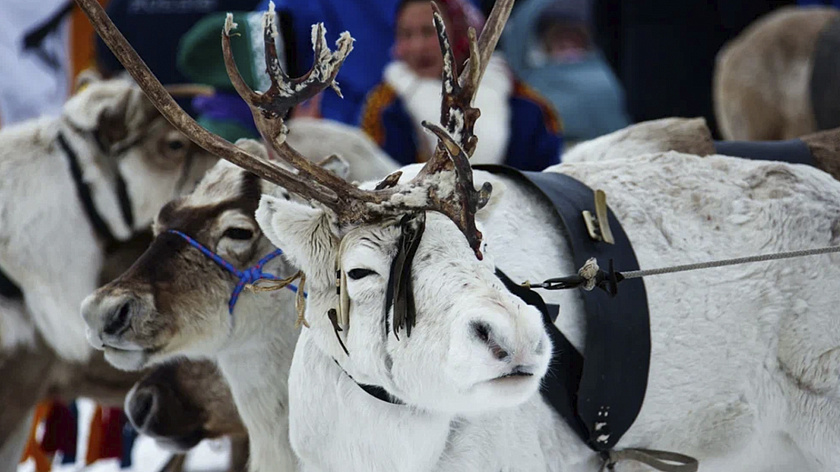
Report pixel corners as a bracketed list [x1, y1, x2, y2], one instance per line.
[582, 190, 615, 244]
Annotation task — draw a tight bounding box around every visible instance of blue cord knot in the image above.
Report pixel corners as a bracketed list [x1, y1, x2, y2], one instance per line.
[167, 230, 301, 315]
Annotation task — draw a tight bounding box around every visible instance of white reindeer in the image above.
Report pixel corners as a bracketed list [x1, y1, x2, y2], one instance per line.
[0, 75, 219, 362]
[77, 0, 840, 470]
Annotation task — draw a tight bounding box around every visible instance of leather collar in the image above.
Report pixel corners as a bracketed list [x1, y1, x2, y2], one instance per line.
[58, 131, 135, 248]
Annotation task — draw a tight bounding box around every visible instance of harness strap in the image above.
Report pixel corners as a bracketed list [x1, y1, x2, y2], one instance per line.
[166, 230, 299, 314]
[713, 139, 815, 167]
[476, 164, 651, 452]
[601, 449, 698, 472]
[59, 132, 122, 247]
[333, 360, 403, 405]
[0, 265, 23, 300]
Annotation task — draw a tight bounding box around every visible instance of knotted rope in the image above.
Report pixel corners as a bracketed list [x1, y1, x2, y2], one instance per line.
[527, 245, 840, 294]
[167, 230, 301, 314]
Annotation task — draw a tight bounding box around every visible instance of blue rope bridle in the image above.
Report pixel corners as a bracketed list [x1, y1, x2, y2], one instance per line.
[167, 229, 300, 314]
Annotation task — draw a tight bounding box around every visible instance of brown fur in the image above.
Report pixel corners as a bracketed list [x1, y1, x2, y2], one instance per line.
[714, 7, 840, 140]
[562, 117, 716, 164]
[801, 127, 840, 180]
[126, 360, 247, 447]
[3, 232, 248, 471]
[92, 170, 266, 354]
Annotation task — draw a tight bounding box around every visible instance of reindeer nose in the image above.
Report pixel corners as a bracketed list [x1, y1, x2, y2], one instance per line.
[103, 302, 132, 337]
[126, 388, 155, 431]
[471, 321, 510, 361]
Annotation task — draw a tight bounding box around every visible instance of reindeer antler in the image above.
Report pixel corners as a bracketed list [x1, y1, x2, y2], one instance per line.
[74, 0, 515, 259]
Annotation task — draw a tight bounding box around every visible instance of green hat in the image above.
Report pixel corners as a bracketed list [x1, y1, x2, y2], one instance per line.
[177, 11, 288, 141]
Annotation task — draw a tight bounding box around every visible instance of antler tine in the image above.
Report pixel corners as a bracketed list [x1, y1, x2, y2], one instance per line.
[261, 5, 288, 88]
[461, 0, 515, 89]
[429, 6, 480, 160]
[420, 122, 491, 259]
[222, 15, 264, 110]
[73, 0, 341, 205]
[222, 4, 361, 193]
[405, 0, 516, 257]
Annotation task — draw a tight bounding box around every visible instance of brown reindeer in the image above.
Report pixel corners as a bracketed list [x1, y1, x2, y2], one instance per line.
[714, 6, 840, 141]
[128, 359, 249, 472]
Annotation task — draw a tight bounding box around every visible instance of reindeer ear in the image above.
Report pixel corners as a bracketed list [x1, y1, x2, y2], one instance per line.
[474, 171, 506, 220]
[95, 98, 131, 149]
[256, 195, 339, 277]
[74, 69, 102, 93]
[234, 138, 269, 159]
[318, 154, 351, 179]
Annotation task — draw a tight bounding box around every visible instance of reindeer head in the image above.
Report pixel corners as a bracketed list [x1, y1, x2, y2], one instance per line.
[81, 155, 295, 370]
[258, 173, 550, 414]
[61, 76, 219, 237]
[76, 0, 547, 413]
[125, 359, 245, 451]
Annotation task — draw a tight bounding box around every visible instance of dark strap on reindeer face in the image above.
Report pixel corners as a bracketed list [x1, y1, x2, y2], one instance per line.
[384, 212, 426, 339]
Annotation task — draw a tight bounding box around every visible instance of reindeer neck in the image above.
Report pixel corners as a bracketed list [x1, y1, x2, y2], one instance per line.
[215, 264, 299, 471]
[290, 329, 454, 472]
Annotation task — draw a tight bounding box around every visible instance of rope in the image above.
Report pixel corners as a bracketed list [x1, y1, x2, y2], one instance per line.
[620, 245, 840, 280]
[528, 245, 840, 293]
[167, 230, 301, 314]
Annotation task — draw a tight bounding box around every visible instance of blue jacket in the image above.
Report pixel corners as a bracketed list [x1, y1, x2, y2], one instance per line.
[360, 80, 563, 172]
[502, 0, 630, 141]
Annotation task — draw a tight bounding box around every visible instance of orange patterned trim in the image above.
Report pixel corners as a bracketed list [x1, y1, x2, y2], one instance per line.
[360, 83, 398, 146]
[513, 80, 564, 134]
[20, 401, 54, 472]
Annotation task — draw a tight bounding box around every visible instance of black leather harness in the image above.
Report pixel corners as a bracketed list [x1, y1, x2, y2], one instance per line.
[476, 164, 651, 452]
[58, 131, 135, 249]
[713, 139, 816, 167]
[811, 15, 840, 131]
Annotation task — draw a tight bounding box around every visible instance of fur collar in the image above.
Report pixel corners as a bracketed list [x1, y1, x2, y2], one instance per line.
[383, 54, 512, 165]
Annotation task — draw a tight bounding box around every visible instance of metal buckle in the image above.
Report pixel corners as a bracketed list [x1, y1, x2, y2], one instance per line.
[582, 189, 615, 244]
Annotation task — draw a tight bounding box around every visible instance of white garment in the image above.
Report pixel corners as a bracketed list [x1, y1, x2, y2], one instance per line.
[0, 1, 70, 127]
[383, 54, 512, 165]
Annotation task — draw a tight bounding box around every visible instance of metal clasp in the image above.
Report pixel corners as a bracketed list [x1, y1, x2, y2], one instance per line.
[582, 189, 615, 244]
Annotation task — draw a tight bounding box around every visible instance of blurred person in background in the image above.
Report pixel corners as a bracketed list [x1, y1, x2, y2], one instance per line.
[359, 0, 562, 171]
[503, 0, 630, 144]
[0, 1, 76, 127]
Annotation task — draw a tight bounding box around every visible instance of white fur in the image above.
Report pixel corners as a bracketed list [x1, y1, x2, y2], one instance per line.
[257, 153, 840, 471]
[285, 117, 399, 182]
[0, 78, 217, 361]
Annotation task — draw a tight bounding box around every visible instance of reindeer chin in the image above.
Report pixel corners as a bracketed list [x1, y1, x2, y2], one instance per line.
[103, 346, 148, 371]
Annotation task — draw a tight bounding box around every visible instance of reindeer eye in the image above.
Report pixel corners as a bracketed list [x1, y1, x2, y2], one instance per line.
[223, 228, 253, 240]
[347, 268, 377, 280]
[167, 140, 186, 151]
